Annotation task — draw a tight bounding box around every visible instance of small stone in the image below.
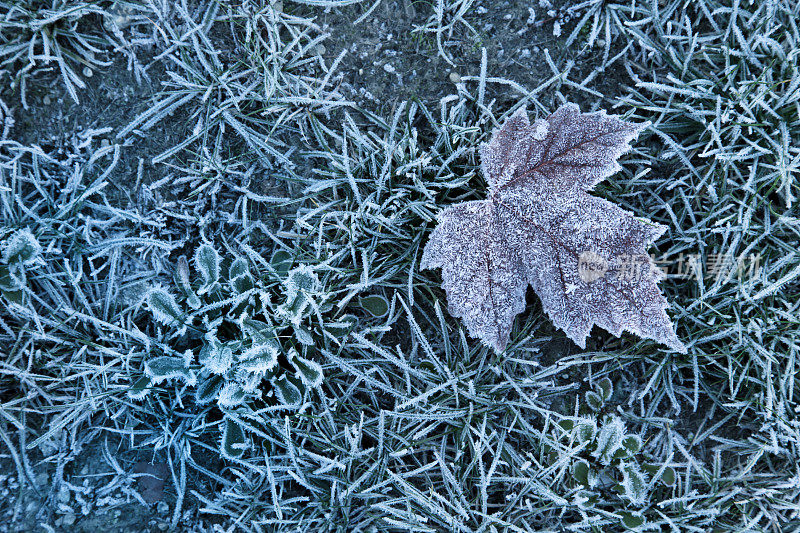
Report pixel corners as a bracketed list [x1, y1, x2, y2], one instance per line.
[272, 1, 283, 13]
[383, 63, 395, 74]
[82, 67, 93, 78]
[134, 462, 168, 504]
[316, 44, 326, 55]
[449, 72, 461, 84]
[43, 95, 51, 105]
[156, 501, 169, 515]
[62, 512, 76, 527]
[100, 138, 110, 148]
[157, 521, 169, 531]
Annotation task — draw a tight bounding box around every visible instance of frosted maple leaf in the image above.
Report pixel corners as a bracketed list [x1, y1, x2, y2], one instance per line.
[421, 103, 686, 354]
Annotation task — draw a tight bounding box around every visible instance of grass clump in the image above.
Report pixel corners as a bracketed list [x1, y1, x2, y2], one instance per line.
[0, 0, 154, 106]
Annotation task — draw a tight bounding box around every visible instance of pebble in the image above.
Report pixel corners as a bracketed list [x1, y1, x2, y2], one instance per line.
[316, 44, 326, 55]
[83, 67, 93, 78]
[157, 521, 169, 531]
[43, 95, 51, 105]
[449, 72, 461, 84]
[156, 501, 169, 515]
[272, 1, 283, 13]
[383, 63, 395, 74]
[62, 512, 76, 527]
[101, 138, 111, 148]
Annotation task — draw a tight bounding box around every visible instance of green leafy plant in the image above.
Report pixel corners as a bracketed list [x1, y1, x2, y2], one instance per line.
[556, 414, 676, 529]
[585, 376, 613, 412]
[0, 228, 41, 303]
[132, 244, 357, 459]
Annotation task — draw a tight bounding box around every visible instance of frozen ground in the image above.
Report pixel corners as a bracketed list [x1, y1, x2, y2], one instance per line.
[1, 0, 798, 531]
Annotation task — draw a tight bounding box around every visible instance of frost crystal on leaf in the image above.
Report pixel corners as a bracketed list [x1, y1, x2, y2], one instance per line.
[2, 228, 41, 265]
[421, 103, 686, 354]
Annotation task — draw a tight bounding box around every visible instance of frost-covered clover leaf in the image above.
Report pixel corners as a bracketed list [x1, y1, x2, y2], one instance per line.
[422, 103, 685, 353]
